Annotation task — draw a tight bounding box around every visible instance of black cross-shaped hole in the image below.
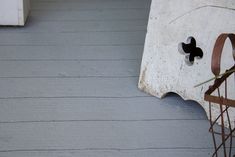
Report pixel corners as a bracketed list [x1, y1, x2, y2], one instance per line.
[178, 36, 203, 65]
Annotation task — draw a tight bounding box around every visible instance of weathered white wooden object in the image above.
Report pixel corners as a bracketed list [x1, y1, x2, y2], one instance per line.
[139, 0, 235, 127]
[0, 0, 30, 26]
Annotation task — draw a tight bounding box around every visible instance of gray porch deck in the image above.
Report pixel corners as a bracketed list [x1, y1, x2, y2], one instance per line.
[0, 0, 228, 156]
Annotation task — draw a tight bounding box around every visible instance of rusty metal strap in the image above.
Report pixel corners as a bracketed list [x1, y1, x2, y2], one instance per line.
[204, 65, 235, 107]
[205, 95, 235, 107]
[211, 33, 235, 76]
[205, 66, 235, 94]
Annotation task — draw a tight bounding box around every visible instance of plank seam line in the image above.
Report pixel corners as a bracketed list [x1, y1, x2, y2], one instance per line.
[31, 8, 149, 12]
[0, 119, 207, 124]
[27, 19, 147, 22]
[0, 44, 144, 46]
[32, 0, 149, 1]
[0, 59, 141, 61]
[0, 96, 151, 100]
[0, 44, 143, 47]
[0, 76, 139, 79]
[31, 8, 150, 11]
[0, 147, 217, 153]
[0, 30, 147, 34]
[25, 19, 147, 22]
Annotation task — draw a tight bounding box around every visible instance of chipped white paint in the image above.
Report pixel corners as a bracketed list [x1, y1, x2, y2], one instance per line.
[0, 0, 30, 26]
[139, 0, 235, 127]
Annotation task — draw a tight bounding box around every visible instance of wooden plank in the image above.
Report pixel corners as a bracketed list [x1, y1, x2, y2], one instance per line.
[0, 32, 145, 46]
[0, 45, 143, 60]
[0, 120, 212, 151]
[0, 149, 214, 157]
[0, 96, 207, 123]
[0, 60, 140, 77]
[29, 9, 149, 21]
[0, 77, 146, 98]
[31, 0, 151, 10]
[0, 20, 148, 33]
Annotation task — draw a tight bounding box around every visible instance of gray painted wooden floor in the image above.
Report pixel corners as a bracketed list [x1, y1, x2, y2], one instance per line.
[0, 0, 234, 156]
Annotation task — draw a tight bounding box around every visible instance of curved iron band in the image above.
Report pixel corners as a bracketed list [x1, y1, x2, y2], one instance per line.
[211, 33, 235, 76]
[205, 33, 235, 157]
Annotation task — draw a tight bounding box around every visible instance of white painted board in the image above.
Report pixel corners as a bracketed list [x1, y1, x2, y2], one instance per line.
[139, 0, 235, 127]
[0, 0, 30, 26]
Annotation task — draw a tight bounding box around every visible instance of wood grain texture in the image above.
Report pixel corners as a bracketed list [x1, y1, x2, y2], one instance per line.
[0, 45, 143, 60]
[30, 9, 149, 21]
[0, 60, 140, 77]
[0, 121, 211, 150]
[0, 32, 146, 46]
[31, 0, 151, 10]
[0, 149, 214, 157]
[0, 20, 148, 33]
[0, 95, 206, 123]
[0, 77, 146, 98]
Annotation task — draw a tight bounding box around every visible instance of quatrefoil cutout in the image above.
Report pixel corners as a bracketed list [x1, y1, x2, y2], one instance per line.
[178, 36, 203, 65]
